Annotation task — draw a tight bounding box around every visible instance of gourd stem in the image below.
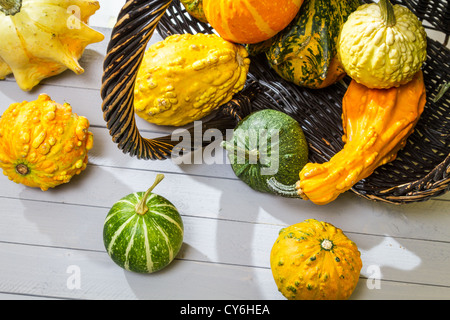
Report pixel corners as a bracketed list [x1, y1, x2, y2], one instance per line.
[266, 177, 301, 199]
[321, 239, 334, 251]
[15, 163, 29, 176]
[0, 0, 22, 16]
[378, 0, 396, 27]
[432, 81, 450, 103]
[221, 141, 260, 162]
[135, 174, 165, 216]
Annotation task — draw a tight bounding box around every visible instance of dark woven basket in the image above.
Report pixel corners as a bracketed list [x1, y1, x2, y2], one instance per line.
[101, 0, 450, 204]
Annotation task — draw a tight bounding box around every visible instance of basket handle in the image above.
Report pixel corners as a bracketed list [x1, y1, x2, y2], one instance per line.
[101, 0, 256, 160]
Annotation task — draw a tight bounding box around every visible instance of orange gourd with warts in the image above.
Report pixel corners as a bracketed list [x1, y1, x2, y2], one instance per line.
[0, 94, 93, 191]
[297, 71, 426, 205]
[270, 219, 362, 300]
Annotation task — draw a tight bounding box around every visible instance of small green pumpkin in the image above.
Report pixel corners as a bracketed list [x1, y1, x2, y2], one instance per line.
[222, 109, 308, 196]
[103, 174, 184, 273]
[266, 0, 361, 89]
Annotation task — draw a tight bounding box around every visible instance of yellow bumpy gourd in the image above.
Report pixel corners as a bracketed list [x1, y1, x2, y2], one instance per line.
[0, 0, 104, 91]
[338, 0, 427, 89]
[0, 94, 94, 191]
[134, 33, 251, 126]
[270, 219, 362, 300]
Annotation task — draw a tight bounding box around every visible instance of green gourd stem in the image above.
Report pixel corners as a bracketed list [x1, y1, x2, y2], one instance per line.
[432, 81, 450, 103]
[135, 174, 165, 215]
[378, 0, 396, 27]
[0, 0, 22, 15]
[266, 177, 301, 198]
[221, 141, 260, 162]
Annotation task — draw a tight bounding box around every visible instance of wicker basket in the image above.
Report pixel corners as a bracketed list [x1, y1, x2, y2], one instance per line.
[101, 0, 450, 204]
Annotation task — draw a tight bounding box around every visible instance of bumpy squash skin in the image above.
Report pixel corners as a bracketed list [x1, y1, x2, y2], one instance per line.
[180, 0, 207, 23]
[0, 0, 104, 91]
[134, 33, 250, 126]
[271, 219, 362, 300]
[203, 0, 304, 44]
[266, 0, 361, 89]
[297, 71, 426, 205]
[338, 2, 427, 89]
[0, 94, 93, 191]
[222, 110, 308, 195]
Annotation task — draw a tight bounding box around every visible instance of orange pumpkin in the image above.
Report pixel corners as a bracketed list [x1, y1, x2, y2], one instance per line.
[0, 94, 93, 191]
[203, 0, 304, 44]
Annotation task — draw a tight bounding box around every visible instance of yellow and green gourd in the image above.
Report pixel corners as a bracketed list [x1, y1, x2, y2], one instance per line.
[0, 94, 94, 191]
[265, 0, 361, 89]
[134, 33, 250, 127]
[270, 219, 362, 300]
[180, 0, 207, 23]
[338, 0, 427, 89]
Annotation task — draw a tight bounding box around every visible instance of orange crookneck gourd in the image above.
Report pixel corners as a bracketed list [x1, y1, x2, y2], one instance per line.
[297, 71, 426, 205]
[268, 70, 426, 205]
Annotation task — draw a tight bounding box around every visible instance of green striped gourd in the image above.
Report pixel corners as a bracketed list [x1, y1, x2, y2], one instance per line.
[103, 174, 184, 273]
[266, 0, 361, 89]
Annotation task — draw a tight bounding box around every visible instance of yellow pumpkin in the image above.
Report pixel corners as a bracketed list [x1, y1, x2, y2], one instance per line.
[0, 0, 104, 91]
[297, 71, 426, 205]
[270, 219, 362, 300]
[338, 0, 427, 89]
[0, 94, 94, 191]
[203, 0, 304, 44]
[134, 33, 250, 126]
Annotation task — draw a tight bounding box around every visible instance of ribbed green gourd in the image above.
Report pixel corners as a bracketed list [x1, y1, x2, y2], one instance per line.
[266, 0, 361, 89]
[103, 174, 184, 273]
[222, 109, 308, 196]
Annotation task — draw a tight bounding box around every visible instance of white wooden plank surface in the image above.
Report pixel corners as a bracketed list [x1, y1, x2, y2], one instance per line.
[0, 1, 449, 301]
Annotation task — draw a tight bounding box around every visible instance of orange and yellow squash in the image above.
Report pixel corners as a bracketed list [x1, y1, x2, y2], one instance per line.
[297, 70, 426, 205]
[203, 0, 304, 44]
[0, 94, 93, 191]
[271, 219, 362, 300]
